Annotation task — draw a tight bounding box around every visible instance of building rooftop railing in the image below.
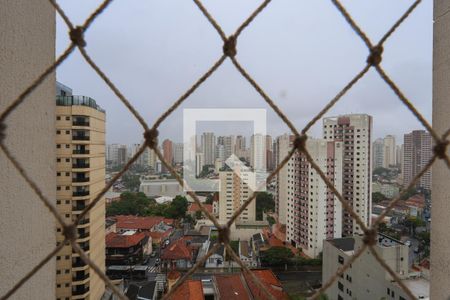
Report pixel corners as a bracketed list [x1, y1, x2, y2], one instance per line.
[56, 95, 105, 113]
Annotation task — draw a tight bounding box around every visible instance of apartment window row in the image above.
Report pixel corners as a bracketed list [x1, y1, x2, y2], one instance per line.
[56, 130, 71, 135]
[56, 269, 71, 275]
[56, 144, 71, 149]
[56, 116, 71, 121]
[57, 186, 71, 191]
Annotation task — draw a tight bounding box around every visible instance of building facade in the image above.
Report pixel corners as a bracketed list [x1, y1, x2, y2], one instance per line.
[372, 138, 384, 170]
[218, 168, 256, 224]
[201, 132, 216, 165]
[55, 83, 106, 300]
[275, 134, 294, 225]
[323, 114, 372, 236]
[383, 135, 397, 167]
[403, 130, 432, 190]
[250, 134, 266, 172]
[322, 234, 429, 300]
[173, 143, 184, 164]
[162, 139, 173, 172]
[286, 139, 343, 258]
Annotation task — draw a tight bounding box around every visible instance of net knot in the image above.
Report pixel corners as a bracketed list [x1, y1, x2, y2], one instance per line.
[144, 128, 159, 149]
[367, 45, 383, 66]
[223, 35, 237, 57]
[63, 224, 77, 241]
[0, 123, 6, 143]
[70, 26, 86, 47]
[363, 228, 377, 246]
[433, 139, 449, 159]
[293, 134, 307, 151]
[218, 225, 230, 244]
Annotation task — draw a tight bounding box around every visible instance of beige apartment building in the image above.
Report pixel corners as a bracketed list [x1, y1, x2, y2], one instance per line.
[55, 83, 106, 300]
[218, 166, 256, 224]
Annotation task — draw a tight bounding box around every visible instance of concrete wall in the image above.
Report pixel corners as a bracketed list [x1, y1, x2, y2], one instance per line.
[0, 1, 56, 298]
[431, 1, 450, 298]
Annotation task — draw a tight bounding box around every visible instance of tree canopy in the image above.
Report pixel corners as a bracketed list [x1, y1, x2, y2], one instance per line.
[372, 192, 387, 203]
[106, 192, 152, 216]
[261, 246, 293, 266]
[256, 192, 275, 220]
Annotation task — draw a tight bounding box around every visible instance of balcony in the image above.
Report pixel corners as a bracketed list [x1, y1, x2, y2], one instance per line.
[73, 202, 86, 211]
[73, 191, 89, 197]
[72, 286, 89, 296]
[72, 163, 90, 169]
[73, 120, 90, 127]
[78, 218, 90, 225]
[73, 149, 90, 155]
[72, 177, 89, 183]
[72, 259, 87, 268]
[78, 232, 89, 239]
[73, 273, 89, 282]
[72, 135, 90, 141]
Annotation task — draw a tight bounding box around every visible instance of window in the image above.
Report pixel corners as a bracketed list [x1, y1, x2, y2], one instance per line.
[57, 158, 61, 162]
[338, 281, 344, 292]
[56, 116, 61, 120]
[337, 295, 343, 300]
[56, 130, 61, 134]
[338, 255, 344, 264]
[65, 130, 70, 134]
[56, 144, 61, 149]
[65, 116, 70, 120]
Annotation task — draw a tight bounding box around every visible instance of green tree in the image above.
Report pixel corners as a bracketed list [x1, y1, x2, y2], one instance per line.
[256, 192, 275, 220]
[403, 216, 425, 236]
[163, 195, 188, 219]
[261, 246, 293, 266]
[106, 192, 152, 216]
[121, 173, 141, 192]
[400, 188, 418, 200]
[195, 210, 203, 220]
[372, 192, 386, 203]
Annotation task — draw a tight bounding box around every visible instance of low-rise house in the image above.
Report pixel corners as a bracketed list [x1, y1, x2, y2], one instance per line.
[161, 238, 193, 270]
[243, 269, 289, 300]
[239, 240, 257, 267]
[204, 242, 225, 268]
[166, 279, 204, 300]
[106, 231, 151, 265]
[187, 203, 213, 219]
[113, 215, 173, 233]
[106, 218, 117, 235]
[214, 274, 252, 299]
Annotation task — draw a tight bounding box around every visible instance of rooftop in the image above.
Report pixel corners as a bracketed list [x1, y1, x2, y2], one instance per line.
[244, 269, 289, 300]
[167, 280, 204, 300]
[105, 232, 146, 248]
[215, 275, 251, 300]
[329, 237, 355, 252]
[113, 215, 173, 231]
[56, 95, 105, 112]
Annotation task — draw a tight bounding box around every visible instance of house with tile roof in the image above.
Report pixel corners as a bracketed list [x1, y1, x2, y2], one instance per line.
[105, 231, 151, 265]
[166, 280, 204, 300]
[161, 238, 193, 270]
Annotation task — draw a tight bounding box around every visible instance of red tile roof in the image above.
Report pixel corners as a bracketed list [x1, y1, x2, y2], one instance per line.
[188, 203, 212, 214]
[113, 215, 173, 231]
[161, 239, 192, 260]
[215, 275, 251, 300]
[167, 270, 181, 280]
[244, 269, 289, 300]
[167, 280, 204, 300]
[105, 232, 146, 248]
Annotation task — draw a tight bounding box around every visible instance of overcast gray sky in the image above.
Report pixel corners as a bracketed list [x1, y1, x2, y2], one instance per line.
[55, 0, 432, 145]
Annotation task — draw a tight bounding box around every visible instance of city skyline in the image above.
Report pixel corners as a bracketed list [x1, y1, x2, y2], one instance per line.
[55, 0, 432, 145]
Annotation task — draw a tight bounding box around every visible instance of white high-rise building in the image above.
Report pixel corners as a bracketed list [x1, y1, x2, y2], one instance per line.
[250, 134, 266, 171]
[323, 234, 429, 300]
[323, 114, 372, 236]
[286, 138, 343, 258]
[383, 135, 396, 167]
[275, 134, 293, 225]
[396, 144, 403, 171]
[106, 143, 127, 167]
[372, 138, 384, 170]
[201, 132, 216, 166]
[173, 143, 183, 164]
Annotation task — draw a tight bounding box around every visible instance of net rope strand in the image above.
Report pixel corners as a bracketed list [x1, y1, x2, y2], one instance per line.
[0, 0, 445, 299]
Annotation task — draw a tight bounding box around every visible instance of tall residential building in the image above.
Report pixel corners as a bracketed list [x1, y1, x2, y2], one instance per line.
[403, 130, 432, 190]
[195, 152, 205, 177]
[218, 166, 256, 224]
[275, 134, 294, 225]
[322, 234, 429, 300]
[372, 138, 384, 170]
[250, 134, 266, 171]
[215, 144, 225, 163]
[266, 135, 274, 171]
[323, 114, 372, 236]
[383, 135, 396, 167]
[217, 135, 236, 162]
[173, 143, 184, 164]
[56, 83, 106, 299]
[106, 143, 127, 167]
[201, 132, 216, 165]
[396, 144, 403, 171]
[235, 135, 247, 159]
[162, 139, 173, 172]
[286, 139, 343, 258]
